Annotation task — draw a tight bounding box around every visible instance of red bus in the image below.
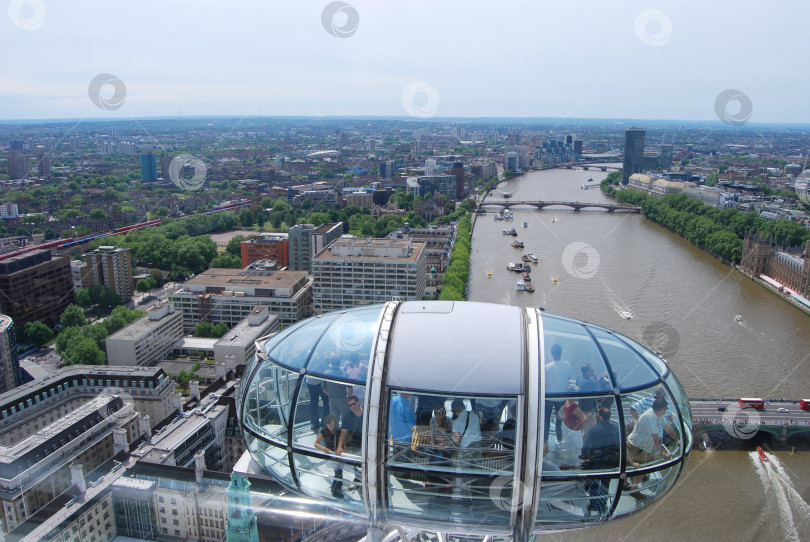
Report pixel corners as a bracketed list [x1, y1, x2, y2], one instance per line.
[800, 399, 810, 411]
[738, 398, 765, 410]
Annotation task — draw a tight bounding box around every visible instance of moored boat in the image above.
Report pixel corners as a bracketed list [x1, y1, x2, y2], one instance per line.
[522, 272, 531, 282]
[525, 282, 535, 292]
[527, 253, 539, 263]
[506, 262, 516, 271]
[521, 254, 531, 263]
[516, 280, 526, 291]
[511, 240, 524, 248]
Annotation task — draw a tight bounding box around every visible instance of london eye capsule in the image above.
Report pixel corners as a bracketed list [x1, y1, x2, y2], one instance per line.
[238, 301, 692, 540]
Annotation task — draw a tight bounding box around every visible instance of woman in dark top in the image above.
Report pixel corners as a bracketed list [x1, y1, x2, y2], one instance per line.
[314, 415, 344, 498]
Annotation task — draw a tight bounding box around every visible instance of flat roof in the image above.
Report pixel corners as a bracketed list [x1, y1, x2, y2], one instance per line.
[182, 269, 308, 289]
[315, 240, 425, 263]
[173, 337, 217, 351]
[106, 310, 181, 341]
[215, 312, 278, 349]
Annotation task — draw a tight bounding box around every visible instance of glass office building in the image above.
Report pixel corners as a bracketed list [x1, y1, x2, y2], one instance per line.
[238, 301, 692, 538]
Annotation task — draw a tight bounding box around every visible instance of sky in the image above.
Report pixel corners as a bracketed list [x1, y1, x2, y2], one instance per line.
[1, 0, 809, 123]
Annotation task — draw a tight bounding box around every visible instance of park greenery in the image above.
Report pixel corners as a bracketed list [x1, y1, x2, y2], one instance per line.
[602, 173, 810, 263]
[54, 304, 146, 366]
[438, 213, 472, 301]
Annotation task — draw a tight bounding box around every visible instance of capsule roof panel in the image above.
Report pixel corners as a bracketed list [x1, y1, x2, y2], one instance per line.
[386, 301, 524, 395]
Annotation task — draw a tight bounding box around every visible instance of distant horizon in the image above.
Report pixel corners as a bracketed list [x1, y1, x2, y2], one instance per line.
[1, 114, 809, 130]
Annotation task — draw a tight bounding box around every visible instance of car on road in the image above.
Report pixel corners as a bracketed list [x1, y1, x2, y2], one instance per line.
[777, 407, 789, 413]
[717, 406, 726, 412]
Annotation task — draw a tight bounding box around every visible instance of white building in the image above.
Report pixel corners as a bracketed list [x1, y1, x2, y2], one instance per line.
[312, 238, 426, 312]
[106, 302, 184, 367]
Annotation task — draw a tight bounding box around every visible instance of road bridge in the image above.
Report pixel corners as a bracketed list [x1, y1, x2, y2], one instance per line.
[689, 398, 810, 442]
[482, 200, 641, 213]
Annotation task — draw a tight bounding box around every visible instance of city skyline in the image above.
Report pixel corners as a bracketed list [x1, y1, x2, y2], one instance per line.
[2, 1, 809, 123]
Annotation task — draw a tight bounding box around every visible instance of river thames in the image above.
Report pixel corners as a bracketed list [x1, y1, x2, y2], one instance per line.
[468, 167, 810, 541]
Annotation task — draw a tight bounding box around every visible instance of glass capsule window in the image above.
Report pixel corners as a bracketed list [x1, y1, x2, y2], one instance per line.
[238, 301, 692, 535]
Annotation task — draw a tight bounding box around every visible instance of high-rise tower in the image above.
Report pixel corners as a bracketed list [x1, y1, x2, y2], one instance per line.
[622, 127, 646, 183]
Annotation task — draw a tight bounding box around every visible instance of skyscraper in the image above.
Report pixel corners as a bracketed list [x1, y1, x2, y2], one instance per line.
[0, 250, 74, 328]
[160, 153, 172, 180]
[622, 127, 645, 183]
[139, 152, 158, 182]
[659, 144, 673, 171]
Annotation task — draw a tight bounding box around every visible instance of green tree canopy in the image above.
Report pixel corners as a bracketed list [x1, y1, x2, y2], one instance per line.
[60, 304, 87, 329]
[23, 321, 54, 347]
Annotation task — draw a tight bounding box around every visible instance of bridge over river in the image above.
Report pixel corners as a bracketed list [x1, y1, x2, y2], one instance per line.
[481, 199, 641, 212]
[689, 398, 810, 443]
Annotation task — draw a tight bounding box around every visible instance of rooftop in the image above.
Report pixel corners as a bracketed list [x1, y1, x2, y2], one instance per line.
[181, 268, 309, 290]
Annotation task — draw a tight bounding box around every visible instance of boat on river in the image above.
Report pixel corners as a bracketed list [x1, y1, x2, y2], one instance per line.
[621, 310, 633, 320]
[522, 272, 531, 282]
[506, 262, 516, 271]
[516, 280, 526, 291]
[527, 253, 539, 263]
[521, 254, 531, 263]
[757, 446, 769, 462]
[511, 240, 524, 248]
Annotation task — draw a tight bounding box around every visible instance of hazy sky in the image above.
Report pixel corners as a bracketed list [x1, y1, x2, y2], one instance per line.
[1, 1, 809, 123]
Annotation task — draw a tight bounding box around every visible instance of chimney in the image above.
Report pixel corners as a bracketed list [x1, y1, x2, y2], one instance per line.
[194, 450, 206, 484]
[190, 380, 200, 402]
[216, 361, 226, 380]
[172, 392, 182, 412]
[138, 415, 151, 440]
[113, 428, 129, 455]
[70, 463, 86, 494]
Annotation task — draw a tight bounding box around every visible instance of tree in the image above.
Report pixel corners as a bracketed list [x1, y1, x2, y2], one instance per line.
[209, 254, 242, 268]
[62, 335, 106, 366]
[226, 235, 246, 257]
[195, 321, 214, 338]
[212, 322, 228, 338]
[149, 268, 165, 284]
[15, 227, 29, 237]
[23, 321, 54, 347]
[136, 279, 153, 293]
[60, 304, 87, 329]
[43, 227, 57, 240]
[89, 209, 108, 219]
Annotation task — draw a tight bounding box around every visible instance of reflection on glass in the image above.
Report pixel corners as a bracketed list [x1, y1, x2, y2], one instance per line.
[587, 327, 660, 390]
[613, 464, 681, 518]
[543, 316, 607, 395]
[244, 365, 299, 442]
[623, 387, 682, 473]
[544, 397, 619, 474]
[268, 312, 339, 370]
[307, 306, 381, 377]
[293, 451, 364, 509]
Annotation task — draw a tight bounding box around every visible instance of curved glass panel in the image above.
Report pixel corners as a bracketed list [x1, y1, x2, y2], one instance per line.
[268, 312, 340, 370]
[293, 451, 365, 510]
[306, 306, 382, 379]
[243, 364, 300, 442]
[622, 386, 682, 472]
[617, 334, 669, 377]
[245, 433, 295, 488]
[542, 316, 609, 396]
[587, 327, 660, 390]
[543, 395, 620, 474]
[666, 373, 693, 454]
[536, 477, 601, 525]
[612, 463, 681, 519]
[261, 319, 309, 356]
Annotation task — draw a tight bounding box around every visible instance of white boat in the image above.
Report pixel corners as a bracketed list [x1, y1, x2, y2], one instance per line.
[621, 310, 633, 320]
[506, 262, 516, 271]
[735, 315, 743, 322]
[516, 280, 526, 291]
[523, 222, 528, 228]
[527, 253, 539, 263]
